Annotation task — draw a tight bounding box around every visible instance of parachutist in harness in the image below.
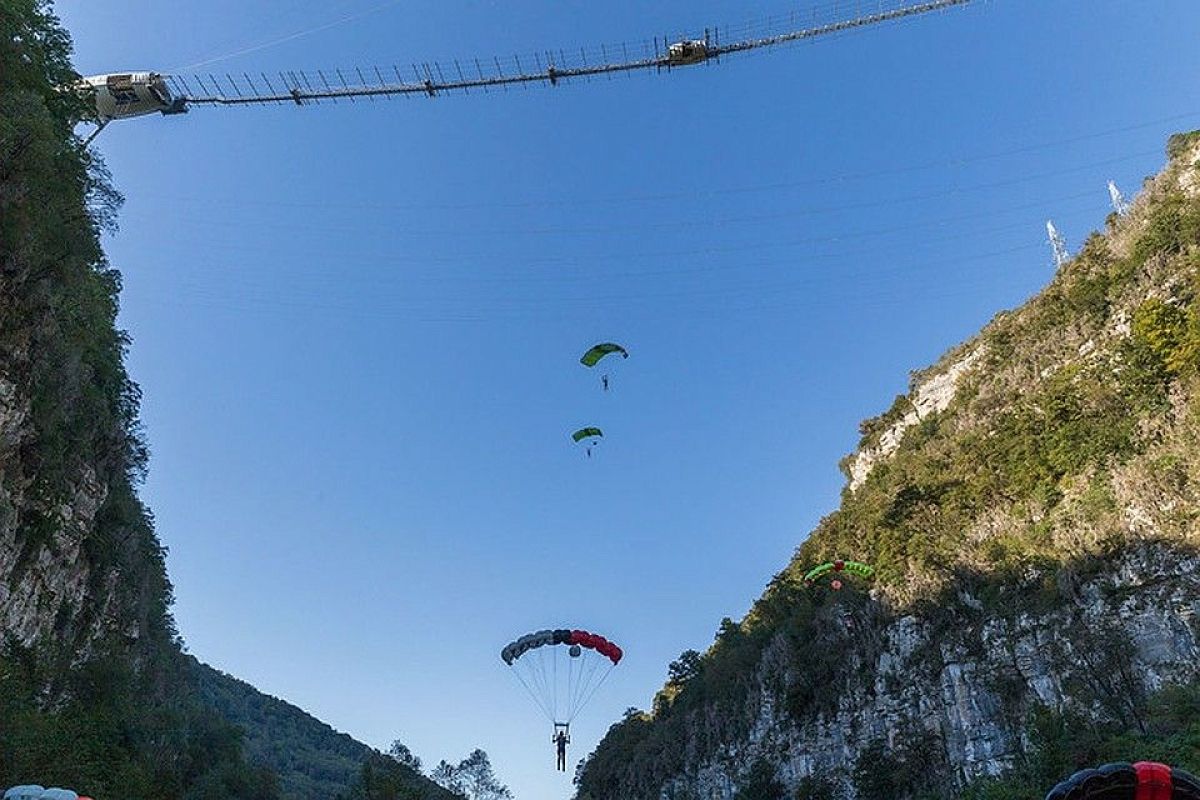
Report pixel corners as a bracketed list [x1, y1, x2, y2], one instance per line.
[572, 428, 603, 458]
[553, 726, 571, 771]
[580, 343, 628, 394]
[500, 628, 621, 764]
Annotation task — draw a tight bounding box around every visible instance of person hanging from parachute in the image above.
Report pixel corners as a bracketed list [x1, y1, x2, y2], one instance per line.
[580, 343, 628, 391]
[553, 725, 571, 771]
[501, 627, 622, 771]
[572, 427, 603, 458]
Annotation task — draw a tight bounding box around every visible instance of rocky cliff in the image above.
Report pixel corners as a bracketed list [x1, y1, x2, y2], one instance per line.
[575, 135, 1200, 800]
[1, 1, 172, 673]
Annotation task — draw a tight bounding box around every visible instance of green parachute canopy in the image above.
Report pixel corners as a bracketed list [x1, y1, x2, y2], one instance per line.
[580, 343, 629, 368]
[572, 427, 603, 443]
[803, 560, 874, 584]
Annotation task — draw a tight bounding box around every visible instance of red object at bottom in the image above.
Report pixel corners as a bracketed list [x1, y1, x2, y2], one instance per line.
[1134, 762, 1173, 800]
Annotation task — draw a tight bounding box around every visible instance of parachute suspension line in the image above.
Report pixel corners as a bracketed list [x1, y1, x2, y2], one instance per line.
[567, 650, 581, 717]
[569, 651, 606, 721]
[566, 651, 583, 717]
[509, 664, 556, 723]
[541, 648, 558, 721]
[552, 643, 559, 722]
[518, 650, 556, 723]
[516, 662, 552, 724]
[570, 652, 598, 716]
[541, 647, 561, 722]
[571, 650, 592, 715]
[529, 648, 553, 719]
[572, 663, 616, 722]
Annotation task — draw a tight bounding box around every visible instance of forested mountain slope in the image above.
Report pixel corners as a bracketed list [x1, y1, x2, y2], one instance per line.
[0, 4, 451, 798]
[185, 657, 463, 800]
[185, 658, 372, 797]
[576, 134, 1200, 800]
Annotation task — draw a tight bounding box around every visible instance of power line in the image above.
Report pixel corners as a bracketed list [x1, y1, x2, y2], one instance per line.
[131, 149, 1155, 247]
[172, 0, 409, 72]
[135, 110, 1197, 212]
[132, 238, 1052, 323]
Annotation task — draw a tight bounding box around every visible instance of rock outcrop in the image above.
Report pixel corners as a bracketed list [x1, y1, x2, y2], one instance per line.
[659, 546, 1200, 799]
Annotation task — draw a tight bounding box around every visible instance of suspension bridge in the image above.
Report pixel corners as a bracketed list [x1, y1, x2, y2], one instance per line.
[80, 0, 974, 140]
[170, 0, 970, 107]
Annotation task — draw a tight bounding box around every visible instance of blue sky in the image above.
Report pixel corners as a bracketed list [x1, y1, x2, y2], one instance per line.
[57, 1, 1200, 797]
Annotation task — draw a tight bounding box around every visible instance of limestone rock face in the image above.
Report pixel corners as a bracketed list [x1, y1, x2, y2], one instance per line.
[659, 546, 1200, 800]
[847, 348, 984, 492]
[0, 373, 147, 660]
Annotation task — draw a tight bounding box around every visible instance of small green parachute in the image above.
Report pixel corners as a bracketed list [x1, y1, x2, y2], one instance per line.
[572, 427, 603, 458]
[803, 560, 874, 588]
[580, 343, 628, 368]
[572, 427, 603, 443]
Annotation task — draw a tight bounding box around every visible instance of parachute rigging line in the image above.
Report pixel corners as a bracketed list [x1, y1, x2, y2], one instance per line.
[532, 647, 553, 716]
[574, 664, 616, 721]
[510, 663, 555, 722]
[570, 652, 602, 716]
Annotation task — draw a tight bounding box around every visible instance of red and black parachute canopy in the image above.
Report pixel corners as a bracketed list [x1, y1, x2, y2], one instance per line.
[500, 627, 623, 726]
[500, 628, 622, 666]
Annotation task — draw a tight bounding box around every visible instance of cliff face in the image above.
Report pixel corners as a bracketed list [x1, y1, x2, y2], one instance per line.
[0, 384, 156, 659]
[576, 135, 1200, 800]
[658, 544, 1199, 800]
[0, 5, 171, 671]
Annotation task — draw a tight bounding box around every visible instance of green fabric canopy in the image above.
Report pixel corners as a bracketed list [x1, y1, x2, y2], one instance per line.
[803, 560, 874, 583]
[580, 343, 628, 367]
[572, 427, 603, 443]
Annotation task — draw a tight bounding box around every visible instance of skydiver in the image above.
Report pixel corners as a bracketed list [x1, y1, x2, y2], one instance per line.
[554, 728, 570, 771]
[601, 374, 610, 391]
